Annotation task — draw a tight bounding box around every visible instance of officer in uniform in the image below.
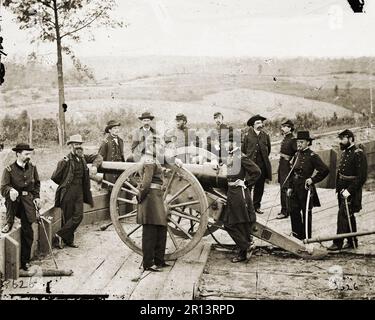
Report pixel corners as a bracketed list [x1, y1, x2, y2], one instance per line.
[276, 119, 297, 219]
[221, 132, 261, 263]
[131, 112, 157, 161]
[207, 112, 233, 164]
[98, 120, 125, 184]
[137, 135, 183, 272]
[241, 114, 271, 214]
[51, 134, 103, 248]
[328, 129, 368, 251]
[287, 131, 329, 240]
[0, 143, 41, 270]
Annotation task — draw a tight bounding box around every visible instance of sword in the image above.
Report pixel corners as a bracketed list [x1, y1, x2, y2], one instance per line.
[35, 203, 59, 269]
[344, 196, 357, 249]
[305, 186, 312, 241]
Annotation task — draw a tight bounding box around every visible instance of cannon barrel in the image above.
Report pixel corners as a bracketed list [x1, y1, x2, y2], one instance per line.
[99, 161, 228, 189]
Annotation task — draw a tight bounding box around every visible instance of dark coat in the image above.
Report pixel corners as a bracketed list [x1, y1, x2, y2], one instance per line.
[51, 152, 103, 208]
[289, 148, 329, 207]
[278, 133, 297, 186]
[206, 123, 233, 161]
[1, 161, 40, 223]
[131, 126, 156, 160]
[241, 127, 272, 180]
[336, 145, 368, 212]
[98, 134, 125, 183]
[136, 159, 167, 226]
[221, 150, 261, 225]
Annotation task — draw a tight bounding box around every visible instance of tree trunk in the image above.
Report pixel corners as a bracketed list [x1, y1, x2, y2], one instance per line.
[53, 0, 66, 146]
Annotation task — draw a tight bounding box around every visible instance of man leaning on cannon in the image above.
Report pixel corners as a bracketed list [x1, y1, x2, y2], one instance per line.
[51, 134, 103, 249]
[0, 143, 42, 271]
[98, 120, 125, 185]
[327, 129, 368, 251]
[221, 132, 261, 263]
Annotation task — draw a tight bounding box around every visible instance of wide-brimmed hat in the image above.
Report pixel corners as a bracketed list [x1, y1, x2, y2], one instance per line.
[138, 112, 155, 120]
[338, 129, 355, 140]
[12, 143, 34, 152]
[296, 131, 315, 141]
[247, 114, 267, 127]
[281, 119, 295, 130]
[67, 134, 83, 145]
[105, 120, 121, 133]
[175, 113, 187, 122]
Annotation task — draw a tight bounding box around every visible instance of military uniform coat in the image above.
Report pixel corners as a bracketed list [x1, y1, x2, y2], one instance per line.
[336, 144, 368, 212]
[221, 150, 261, 225]
[136, 159, 167, 226]
[288, 148, 330, 207]
[206, 124, 233, 162]
[278, 133, 297, 185]
[241, 127, 272, 181]
[98, 134, 125, 183]
[1, 161, 40, 223]
[51, 153, 103, 208]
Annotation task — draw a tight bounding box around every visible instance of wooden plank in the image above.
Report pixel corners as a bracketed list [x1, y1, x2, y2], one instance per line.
[83, 192, 109, 213]
[75, 249, 132, 294]
[103, 252, 144, 299]
[30, 223, 39, 259]
[0, 236, 5, 279]
[159, 243, 212, 300]
[81, 208, 109, 226]
[5, 236, 20, 280]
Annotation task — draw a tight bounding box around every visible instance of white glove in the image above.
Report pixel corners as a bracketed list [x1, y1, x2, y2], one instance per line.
[341, 189, 350, 199]
[33, 198, 42, 210]
[305, 178, 313, 189]
[174, 158, 183, 168]
[287, 189, 292, 197]
[9, 188, 19, 202]
[89, 166, 98, 176]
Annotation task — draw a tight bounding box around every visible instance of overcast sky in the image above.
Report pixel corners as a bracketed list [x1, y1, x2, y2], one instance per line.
[1, 0, 375, 59]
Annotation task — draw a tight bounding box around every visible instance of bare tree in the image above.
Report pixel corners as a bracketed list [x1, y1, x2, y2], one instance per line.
[3, 0, 124, 145]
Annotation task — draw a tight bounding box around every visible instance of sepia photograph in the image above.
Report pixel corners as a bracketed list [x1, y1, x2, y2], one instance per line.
[0, 0, 374, 305]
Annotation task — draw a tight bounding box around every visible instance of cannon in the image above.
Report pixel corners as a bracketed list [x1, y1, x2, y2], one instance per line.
[95, 147, 327, 260]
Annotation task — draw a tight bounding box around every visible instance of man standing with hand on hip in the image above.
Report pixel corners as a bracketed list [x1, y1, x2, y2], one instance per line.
[1, 143, 41, 271]
[328, 129, 368, 251]
[242, 114, 272, 214]
[51, 134, 102, 249]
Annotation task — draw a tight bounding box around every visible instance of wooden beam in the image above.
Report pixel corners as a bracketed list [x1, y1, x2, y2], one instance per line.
[38, 217, 53, 256]
[5, 236, 20, 280]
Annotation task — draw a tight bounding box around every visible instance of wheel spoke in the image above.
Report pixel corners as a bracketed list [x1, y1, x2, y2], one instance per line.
[118, 210, 137, 221]
[167, 226, 179, 249]
[170, 210, 201, 223]
[123, 181, 139, 195]
[169, 200, 199, 209]
[168, 217, 193, 239]
[127, 224, 142, 237]
[163, 169, 176, 200]
[117, 197, 138, 205]
[167, 183, 192, 204]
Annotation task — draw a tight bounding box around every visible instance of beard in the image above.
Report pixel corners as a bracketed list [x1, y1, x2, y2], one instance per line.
[74, 147, 84, 157]
[339, 142, 350, 150]
[24, 158, 31, 163]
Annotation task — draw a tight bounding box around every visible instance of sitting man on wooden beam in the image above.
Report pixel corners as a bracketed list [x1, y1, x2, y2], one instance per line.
[1, 143, 42, 271]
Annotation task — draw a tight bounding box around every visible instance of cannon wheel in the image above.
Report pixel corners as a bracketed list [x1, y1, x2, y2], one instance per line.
[109, 163, 209, 260]
[169, 146, 221, 237]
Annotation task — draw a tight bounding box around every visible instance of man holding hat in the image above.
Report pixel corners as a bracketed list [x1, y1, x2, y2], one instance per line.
[242, 114, 272, 214]
[131, 112, 157, 161]
[207, 112, 233, 164]
[328, 129, 368, 251]
[276, 119, 297, 219]
[286, 131, 329, 240]
[98, 120, 125, 184]
[51, 134, 102, 249]
[1, 143, 41, 270]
